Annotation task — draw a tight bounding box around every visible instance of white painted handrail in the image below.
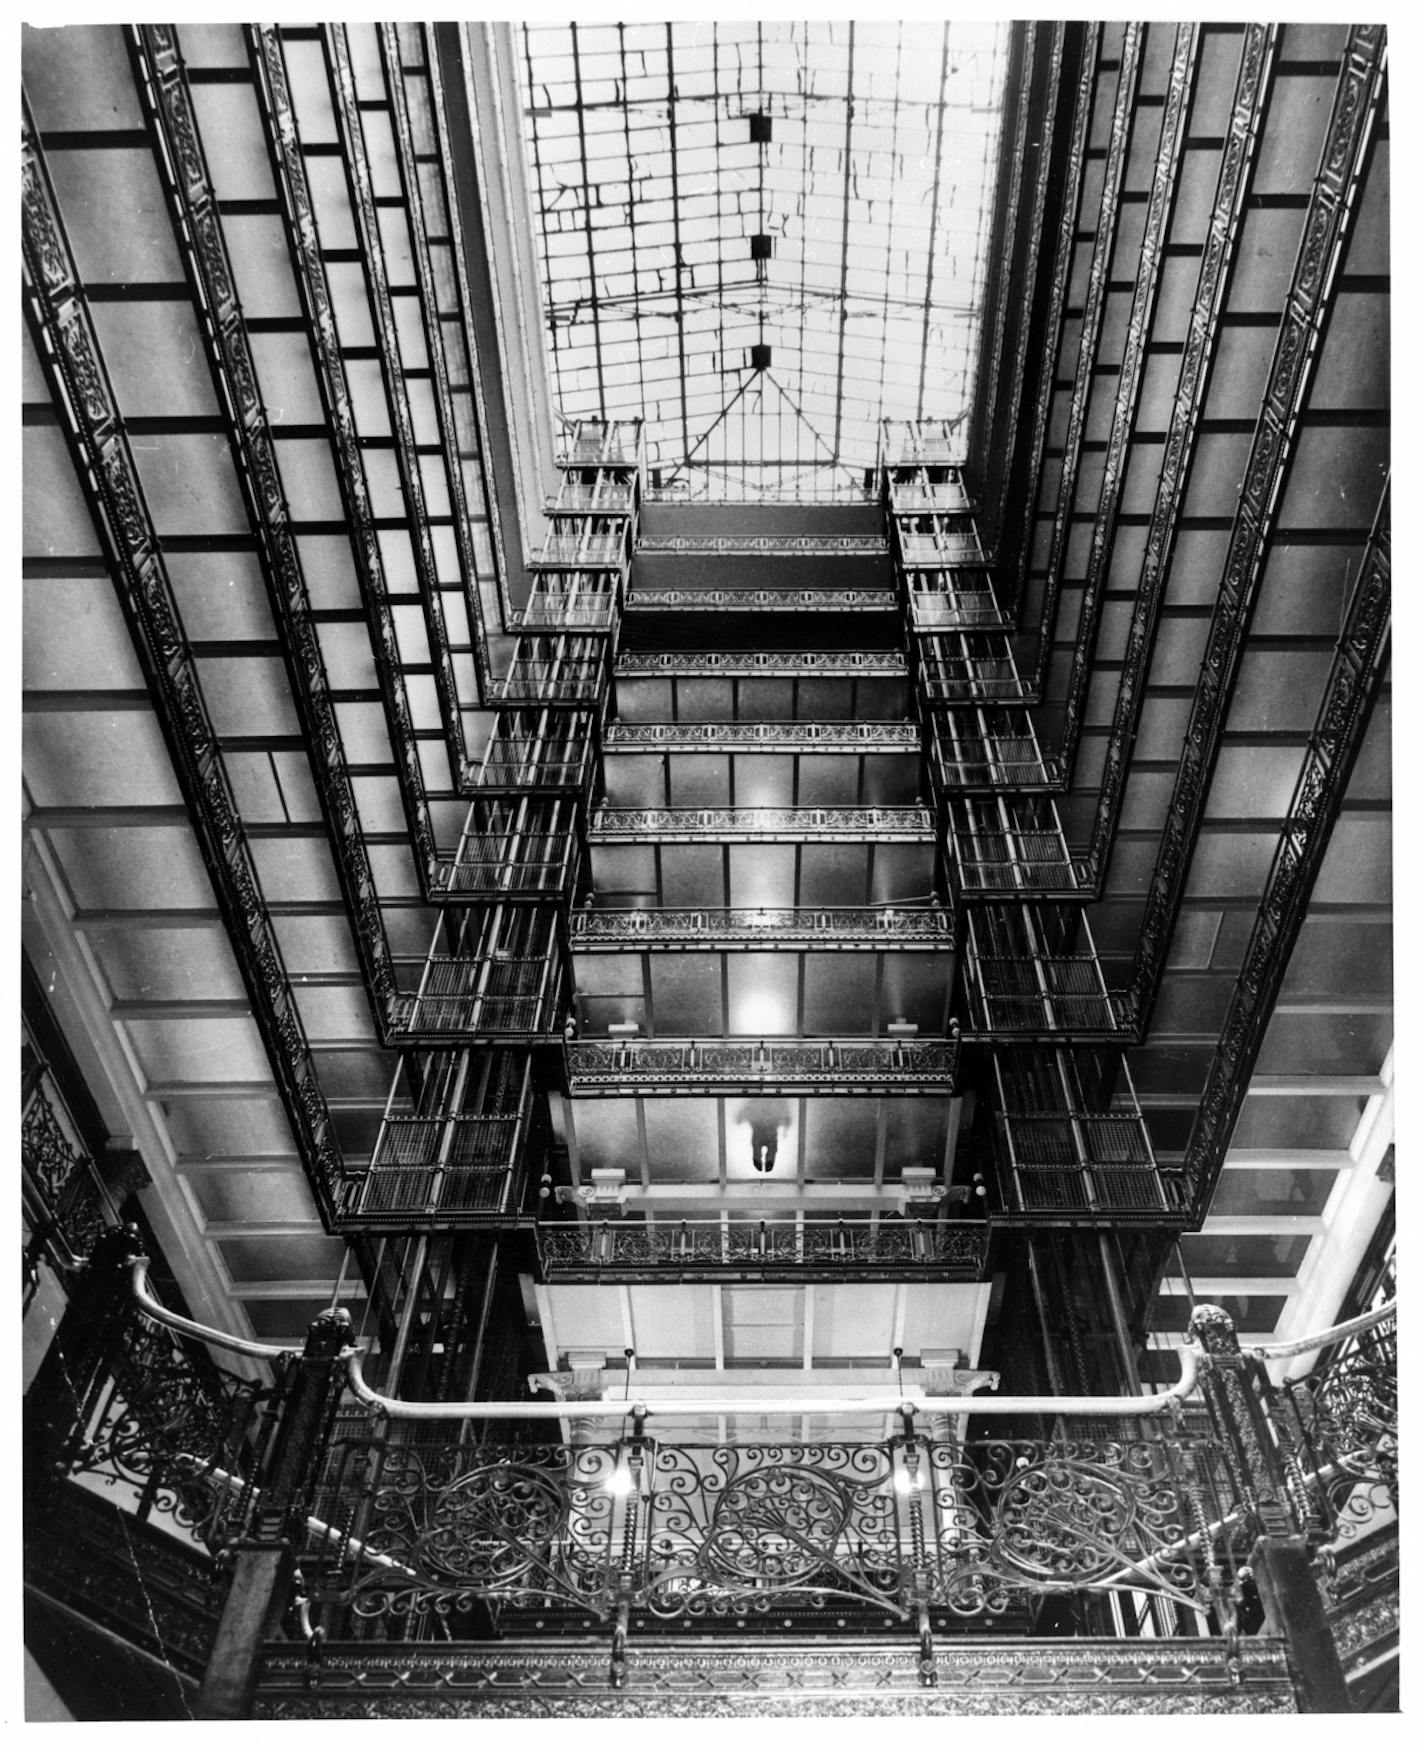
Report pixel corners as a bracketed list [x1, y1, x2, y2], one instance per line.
[1244, 1298, 1395, 1360]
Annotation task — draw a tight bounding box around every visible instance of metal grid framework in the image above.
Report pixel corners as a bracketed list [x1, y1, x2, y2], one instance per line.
[518, 22, 1009, 501]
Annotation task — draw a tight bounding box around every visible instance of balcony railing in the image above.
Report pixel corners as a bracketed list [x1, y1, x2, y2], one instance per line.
[571, 904, 954, 951]
[614, 649, 908, 679]
[602, 720, 921, 754]
[566, 1035, 960, 1095]
[591, 805, 935, 843]
[536, 1216, 987, 1281]
[627, 585, 895, 614]
[22, 1059, 114, 1279]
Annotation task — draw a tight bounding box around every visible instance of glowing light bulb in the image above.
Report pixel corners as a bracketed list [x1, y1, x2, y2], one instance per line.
[606, 1456, 634, 1497]
[894, 1467, 914, 1496]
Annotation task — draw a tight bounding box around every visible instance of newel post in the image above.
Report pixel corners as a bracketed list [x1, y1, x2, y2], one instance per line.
[1188, 1303, 1352, 1713]
[195, 1305, 352, 1719]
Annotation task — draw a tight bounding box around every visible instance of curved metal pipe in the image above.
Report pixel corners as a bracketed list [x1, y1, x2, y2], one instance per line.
[1245, 1298, 1395, 1360]
[344, 1345, 1202, 1422]
[130, 1257, 296, 1362]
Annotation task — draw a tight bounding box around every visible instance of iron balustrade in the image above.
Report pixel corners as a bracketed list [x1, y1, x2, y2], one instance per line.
[626, 586, 896, 613]
[614, 649, 909, 678]
[571, 904, 954, 951]
[566, 1036, 960, 1095]
[602, 720, 921, 753]
[591, 806, 936, 843]
[535, 1217, 988, 1281]
[22, 1056, 114, 1279]
[83, 1252, 1396, 1705]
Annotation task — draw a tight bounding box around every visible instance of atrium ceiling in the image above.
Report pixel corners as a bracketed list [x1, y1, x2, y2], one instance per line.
[517, 20, 1010, 501]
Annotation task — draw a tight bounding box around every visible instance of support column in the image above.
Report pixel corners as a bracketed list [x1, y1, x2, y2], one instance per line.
[1189, 1302, 1352, 1713]
[195, 1306, 352, 1720]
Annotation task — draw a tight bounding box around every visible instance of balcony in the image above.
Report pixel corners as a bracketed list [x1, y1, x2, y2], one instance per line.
[566, 1035, 960, 1095]
[590, 805, 936, 844]
[535, 1216, 988, 1281]
[962, 906, 1118, 1037]
[949, 797, 1078, 896]
[492, 635, 608, 708]
[614, 648, 908, 680]
[558, 418, 643, 469]
[571, 903, 954, 951]
[626, 583, 895, 614]
[518, 572, 619, 633]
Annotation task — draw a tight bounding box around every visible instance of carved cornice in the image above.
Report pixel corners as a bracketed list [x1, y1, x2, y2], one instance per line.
[1080, 26, 1276, 883]
[20, 108, 344, 1215]
[1026, 25, 1143, 684]
[1123, 27, 1388, 1028]
[603, 721, 920, 753]
[1050, 26, 1199, 777]
[590, 806, 935, 843]
[129, 27, 399, 1020]
[1180, 510, 1389, 1211]
[1002, 25, 1091, 605]
[615, 651, 908, 679]
[325, 26, 471, 758]
[249, 26, 442, 883]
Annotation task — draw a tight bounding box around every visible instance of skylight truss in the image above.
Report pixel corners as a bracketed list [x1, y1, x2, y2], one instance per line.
[519, 21, 1010, 502]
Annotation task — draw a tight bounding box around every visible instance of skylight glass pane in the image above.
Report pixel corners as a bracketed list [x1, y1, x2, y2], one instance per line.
[519, 20, 1010, 501]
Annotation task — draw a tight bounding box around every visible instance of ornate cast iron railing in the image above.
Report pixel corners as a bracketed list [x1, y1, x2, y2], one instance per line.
[591, 806, 935, 843]
[614, 650, 908, 678]
[602, 720, 921, 753]
[535, 1218, 988, 1281]
[566, 1036, 960, 1095]
[22, 1059, 114, 1281]
[571, 904, 953, 950]
[627, 587, 895, 613]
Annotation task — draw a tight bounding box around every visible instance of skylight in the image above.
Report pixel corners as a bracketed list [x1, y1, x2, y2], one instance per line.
[519, 21, 1011, 502]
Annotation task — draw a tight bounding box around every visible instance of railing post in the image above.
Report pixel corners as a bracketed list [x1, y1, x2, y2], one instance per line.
[1189, 1302, 1352, 1713]
[195, 1305, 352, 1720]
